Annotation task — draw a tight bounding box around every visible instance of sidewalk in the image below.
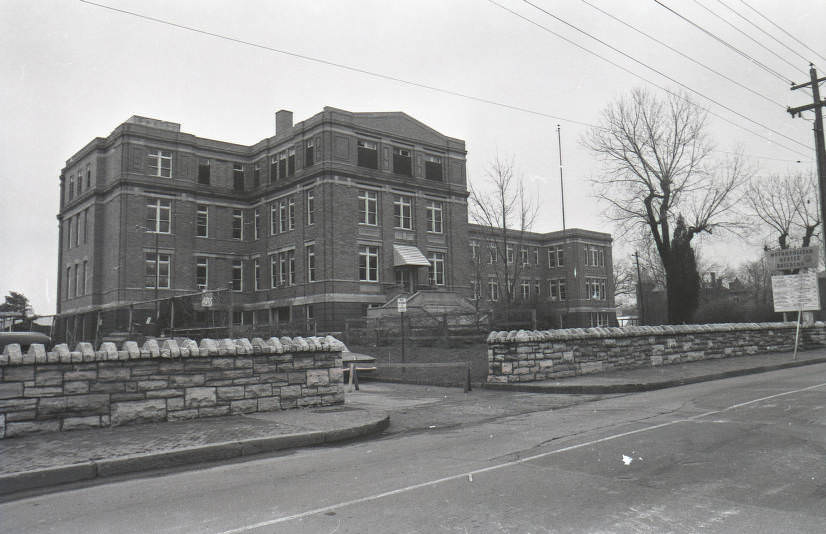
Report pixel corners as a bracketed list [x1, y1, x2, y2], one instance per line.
[0, 405, 389, 497]
[3, 348, 826, 498]
[483, 348, 826, 394]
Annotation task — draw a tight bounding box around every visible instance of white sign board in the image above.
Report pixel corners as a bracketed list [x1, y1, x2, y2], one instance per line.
[771, 272, 821, 312]
[201, 293, 214, 308]
[766, 246, 819, 272]
[397, 297, 407, 313]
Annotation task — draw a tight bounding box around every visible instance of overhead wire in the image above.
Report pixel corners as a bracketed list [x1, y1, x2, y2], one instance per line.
[75, 0, 594, 129]
[737, 0, 826, 65]
[653, 0, 792, 84]
[579, 0, 785, 108]
[77, 0, 811, 161]
[693, 0, 806, 78]
[515, 0, 810, 152]
[715, 0, 815, 67]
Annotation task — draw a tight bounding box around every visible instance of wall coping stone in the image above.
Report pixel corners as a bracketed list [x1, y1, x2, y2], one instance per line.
[487, 322, 817, 344]
[0, 336, 344, 366]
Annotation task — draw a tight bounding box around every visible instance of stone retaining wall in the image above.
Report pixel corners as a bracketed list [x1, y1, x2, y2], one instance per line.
[486, 322, 826, 383]
[0, 336, 345, 438]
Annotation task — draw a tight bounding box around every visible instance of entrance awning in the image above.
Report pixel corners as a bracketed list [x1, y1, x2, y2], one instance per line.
[393, 245, 430, 267]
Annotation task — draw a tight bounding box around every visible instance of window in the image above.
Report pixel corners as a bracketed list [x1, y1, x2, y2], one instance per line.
[306, 244, 316, 282]
[231, 260, 243, 291]
[534, 248, 539, 265]
[233, 163, 244, 192]
[393, 147, 412, 176]
[254, 209, 261, 240]
[586, 278, 607, 300]
[145, 253, 170, 289]
[270, 203, 278, 235]
[470, 241, 479, 262]
[196, 257, 208, 289]
[68, 175, 74, 200]
[548, 245, 565, 268]
[520, 248, 529, 265]
[278, 249, 295, 286]
[520, 280, 530, 300]
[254, 258, 261, 291]
[426, 200, 443, 233]
[393, 194, 413, 229]
[86, 164, 91, 189]
[278, 151, 287, 179]
[270, 155, 278, 183]
[488, 278, 499, 302]
[305, 139, 314, 167]
[253, 162, 261, 187]
[357, 140, 378, 169]
[146, 198, 171, 233]
[359, 245, 379, 282]
[559, 279, 567, 301]
[81, 261, 88, 296]
[359, 190, 377, 225]
[76, 173, 82, 195]
[306, 189, 315, 225]
[287, 149, 295, 176]
[428, 252, 445, 286]
[83, 209, 89, 244]
[306, 305, 315, 320]
[585, 246, 605, 267]
[533, 280, 540, 297]
[196, 205, 208, 237]
[278, 198, 295, 232]
[488, 243, 497, 264]
[589, 312, 610, 327]
[270, 255, 278, 288]
[232, 209, 243, 240]
[549, 279, 567, 301]
[424, 154, 443, 181]
[506, 246, 514, 264]
[147, 149, 172, 178]
[75, 263, 82, 297]
[470, 279, 481, 300]
[198, 159, 210, 185]
[74, 214, 80, 247]
[65, 266, 71, 299]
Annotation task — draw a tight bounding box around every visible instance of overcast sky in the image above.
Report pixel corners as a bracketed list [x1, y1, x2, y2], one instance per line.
[1, 0, 824, 315]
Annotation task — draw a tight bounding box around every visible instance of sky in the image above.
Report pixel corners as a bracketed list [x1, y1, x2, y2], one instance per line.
[1, 0, 824, 316]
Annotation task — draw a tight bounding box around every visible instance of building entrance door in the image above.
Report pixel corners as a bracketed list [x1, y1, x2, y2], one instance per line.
[394, 267, 416, 293]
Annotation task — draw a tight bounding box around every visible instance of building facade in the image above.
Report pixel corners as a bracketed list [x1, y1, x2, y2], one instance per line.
[56, 108, 613, 339]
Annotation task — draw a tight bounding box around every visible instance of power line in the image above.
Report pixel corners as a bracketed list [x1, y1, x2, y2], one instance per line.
[516, 0, 810, 151]
[738, 0, 826, 65]
[694, 0, 806, 77]
[79, 0, 811, 160]
[654, 0, 792, 84]
[487, 0, 809, 158]
[76, 0, 594, 128]
[579, 0, 785, 108]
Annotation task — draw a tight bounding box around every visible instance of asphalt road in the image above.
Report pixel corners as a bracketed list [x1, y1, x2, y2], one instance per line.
[2, 364, 825, 533]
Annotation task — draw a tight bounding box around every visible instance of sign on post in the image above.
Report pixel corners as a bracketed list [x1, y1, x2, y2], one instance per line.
[201, 292, 214, 308]
[397, 297, 407, 313]
[771, 272, 821, 312]
[766, 246, 819, 272]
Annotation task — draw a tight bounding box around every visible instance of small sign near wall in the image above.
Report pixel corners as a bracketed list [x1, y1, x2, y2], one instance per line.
[397, 297, 407, 313]
[201, 293, 214, 308]
[771, 272, 821, 312]
[766, 246, 819, 272]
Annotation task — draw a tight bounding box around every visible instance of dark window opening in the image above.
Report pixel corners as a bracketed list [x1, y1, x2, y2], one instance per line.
[288, 149, 295, 176]
[393, 148, 412, 176]
[198, 159, 210, 185]
[233, 163, 244, 191]
[357, 140, 378, 169]
[305, 140, 314, 167]
[270, 156, 277, 183]
[253, 162, 261, 187]
[425, 156, 443, 181]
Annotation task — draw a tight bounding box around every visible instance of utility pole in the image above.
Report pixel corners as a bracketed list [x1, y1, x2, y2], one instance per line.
[635, 251, 646, 326]
[557, 124, 567, 232]
[788, 64, 826, 267]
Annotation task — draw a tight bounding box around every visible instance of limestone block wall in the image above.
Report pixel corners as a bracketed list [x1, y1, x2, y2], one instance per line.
[487, 322, 826, 383]
[0, 336, 345, 439]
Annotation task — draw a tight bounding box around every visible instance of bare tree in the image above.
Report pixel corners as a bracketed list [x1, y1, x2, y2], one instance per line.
[469, 156, 538, 310]
[745, 172, 820, 250]
[584, 88, 748, 323]
[612, 257, 637, 304]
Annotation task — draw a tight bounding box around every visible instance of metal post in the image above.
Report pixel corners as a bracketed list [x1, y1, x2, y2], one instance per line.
[400, 311, 406, 375]
[635, 251, 646, 326]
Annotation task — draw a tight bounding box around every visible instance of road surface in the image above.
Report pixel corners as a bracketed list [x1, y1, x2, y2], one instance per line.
[2, 364, 825, 533]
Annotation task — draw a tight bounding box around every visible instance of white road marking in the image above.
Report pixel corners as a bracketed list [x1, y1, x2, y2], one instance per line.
[216, 381, 826, 534]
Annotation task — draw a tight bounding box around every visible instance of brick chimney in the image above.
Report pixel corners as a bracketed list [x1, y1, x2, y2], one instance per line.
[275, 110, 293, 135]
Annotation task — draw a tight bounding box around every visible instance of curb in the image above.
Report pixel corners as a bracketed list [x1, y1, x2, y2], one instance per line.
[482, 357, 826, 395]
[0, 413, 389, 497]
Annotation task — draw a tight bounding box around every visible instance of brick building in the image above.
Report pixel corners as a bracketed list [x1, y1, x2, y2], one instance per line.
[467, 225, 615, 328]
[56, 108, 614, 340]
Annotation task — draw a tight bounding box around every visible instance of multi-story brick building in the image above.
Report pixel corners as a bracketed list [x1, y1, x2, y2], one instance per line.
[467, 225, 615, 328]
[56, 107, 614, 340]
